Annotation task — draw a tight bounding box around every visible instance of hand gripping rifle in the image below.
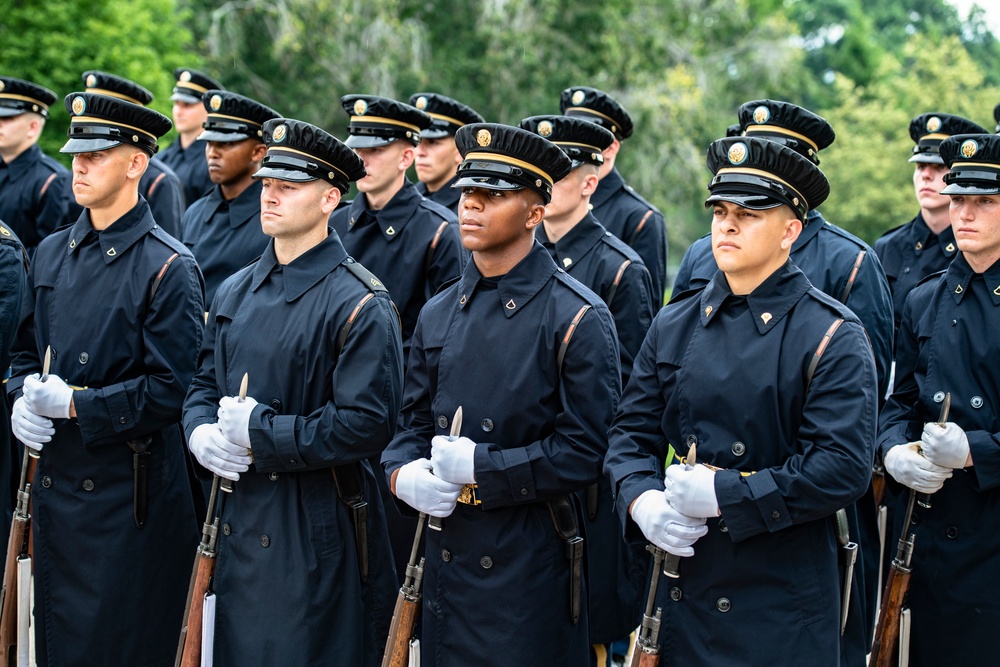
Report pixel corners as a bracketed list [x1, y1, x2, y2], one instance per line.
[630, 544, 666, 667]
[870, 393, 950, 667]
[175, 474, 226, 667]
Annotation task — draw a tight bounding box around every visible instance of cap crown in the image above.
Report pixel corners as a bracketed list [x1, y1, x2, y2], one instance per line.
[559, 86, 633, 140]
[82, 71, 153, 106]
[519, 114, 614, 166]
[738, 99, 835, 164]
[0, 77, 57, 118]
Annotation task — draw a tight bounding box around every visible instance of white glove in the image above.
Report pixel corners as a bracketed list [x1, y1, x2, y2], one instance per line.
[23, 373, 73, 419]
[630, 489, 709, 557]
[217, 395, 259, 450]
[884, 443, 952, 494]
[921, 422, 970, 469]
[11, 396, 55, 451]
[188, 423, 252, 481]
[395, 458, 464, 518]
[430, 435, 477, 485]
[664, 463, 720, 518]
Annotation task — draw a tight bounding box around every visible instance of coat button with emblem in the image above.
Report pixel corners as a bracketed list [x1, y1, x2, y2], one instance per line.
[946, 526, 959, 539]
[78, 352, 89, 364]
[119, 416, 127, 424]
[718, 519, 728, 533]
[933, 391, 945, 403]
[82, 479, 95, 491]
[771, 510, 780, 519]
[480, 556, 493, 569]
[437, 415, 449, 429]
[222, 524, 232, 535]
[269, 472, 279, 481]
[441, 549, 451, 562]
[481, 419, 494, 432]
[971, 396, 984, 409]
[270, 399, 282, 412]
[41, 476, 52, 488]
[260, 535, 270, 548]
[686, 434, 698, 447]
[669, 587, 683, 601]
[716, 597, 732, 612]
[731, 441, 745, 456]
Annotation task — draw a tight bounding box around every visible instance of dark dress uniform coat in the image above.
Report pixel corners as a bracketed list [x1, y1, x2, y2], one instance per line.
[141, 157, 185, 239]
[183, 232, 403, 667]
[7, 199, 203, 667]
[182, 180, 269, 307]
[159, 137, 212, 208]
[591, 167, 668, 303]
[874, 212, 959, 338]
[541, 211, 655, 643]
[330, 180, 464, 359]
[416, 175, 461, 212]
[0, 144, 76, 253]
[0, 223, 27, 541]
[382, 243, 621, 667]
[877, 253, 1000, 666]
[606, 261, 877, 667]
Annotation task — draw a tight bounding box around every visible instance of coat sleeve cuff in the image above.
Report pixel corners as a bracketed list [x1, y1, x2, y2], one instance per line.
[251, 411, 305, 471]
[475, 444, 534, 506]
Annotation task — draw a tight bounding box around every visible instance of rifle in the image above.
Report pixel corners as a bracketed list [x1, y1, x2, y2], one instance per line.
[381, 513, 427, 667]
[175, 474, 225, 667]
[630, 545, 665, 667]
[0, 451, 39, 667]
[870, 393, 950, 667]
[2, 346, 50, 666]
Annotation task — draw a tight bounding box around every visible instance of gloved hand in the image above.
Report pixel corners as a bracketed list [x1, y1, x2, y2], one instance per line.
[430, 435, 477, 485]
[217, 395, 259, 450]
[11, 396, 55, 452]
[884, 442, 952, 494]
[188, 423, 252, 481]
[23, 373, 73, 419]
[921, 421, 970, 469]
[664, 463, 720, 518]
[630, 489, 709, 557]
[395, 458, 464, 517]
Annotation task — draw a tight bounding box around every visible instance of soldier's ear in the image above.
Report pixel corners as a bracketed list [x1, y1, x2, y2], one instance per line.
[781, 213, 802, 250]
[126, 147, 149, 181]
[251, 142, 267, 163]
[319, 184, 341, 215]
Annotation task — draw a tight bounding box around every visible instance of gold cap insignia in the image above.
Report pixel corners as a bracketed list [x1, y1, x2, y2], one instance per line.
[179, 70, 192, 83]
[793, 197, 800, 207]
[354, 99, 368, 115]
[85, 74, 97, 88]
[961, 139, 978, 158]
[476, 128, 492, 147]
[538, 120, 554, 137]
[132, 135, 139, 143]
[761, 312, 772, 324]
[272, 124, 287, 143]
[0, 81, 5, 93]
[728, 142, 748, 165]
[571, 90, 585, 105]
[610, 125, 617, 134]
[927, 116, 942, 132]
[210, 94, 223, 111]
[752, 105, 770, 124]
[945, 243, 955, 252]
[71, 96, 86, 116]
[328, 171, 335, 180]
[415, 96, 428, 110]
[31, 105, 38, 113]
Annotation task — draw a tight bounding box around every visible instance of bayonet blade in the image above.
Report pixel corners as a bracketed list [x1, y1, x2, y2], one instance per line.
[41, 345, 51, 382]
[449, 406, 462, 440]
[938, 392, 951, 426]
[238, 372, 248, 402]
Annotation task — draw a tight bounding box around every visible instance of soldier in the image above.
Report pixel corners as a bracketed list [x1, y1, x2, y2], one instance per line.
[331, 94, 464, 360]
[521, 113, 655, 667]
[0, 222, 27, 543]
[409, 92, 485, 212]
[877, 132, 1000, 665]
[605, 136, 877, 666]
[672, 103, 893, 665]
[160, 68, 224, 207]
[183, 118, 403, 666]
[182, 90, 279, 307]
[875, 113, 987, 339]
[81, 70, 187, 239]
[382, 123, 621, 666]
[0, 76, 76, 254]
[7, 91, 203, 666]
[560, 86, 668, 302]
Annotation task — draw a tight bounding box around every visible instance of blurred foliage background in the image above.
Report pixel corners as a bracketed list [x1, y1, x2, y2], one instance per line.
[3, 0, 999, 284]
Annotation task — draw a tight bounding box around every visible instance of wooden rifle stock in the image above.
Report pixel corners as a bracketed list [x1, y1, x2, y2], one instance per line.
[382, 513, 428, 667]
[176, 475, 224, 667]
[630, 545, 665, 667]
[1, 452, 38, 666]
[870, 490, 917, 667]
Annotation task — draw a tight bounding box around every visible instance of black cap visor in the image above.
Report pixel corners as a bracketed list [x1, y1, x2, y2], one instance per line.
[345, 133, 405, 149]
[419, 126, 453, 140]
[253, 165, 318, 182]
[941, 181, 1000, 195]
[452, 175, 524, 191]
[198, 128, 255, 143]
[0, 106, 26, 118]
[707, 172, 807, 219]
[60, 137, 124, 154]
[909, 151, 945, 165]
[705, 192, 784, 210]
[171, 90, 202, 104]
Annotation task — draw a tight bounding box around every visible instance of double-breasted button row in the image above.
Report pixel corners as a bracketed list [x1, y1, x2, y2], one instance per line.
[436, 415, 495, 432]
[440, 550, 493, 569]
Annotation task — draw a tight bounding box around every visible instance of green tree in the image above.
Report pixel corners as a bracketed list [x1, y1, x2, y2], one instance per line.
[0, 0, 200, 160]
